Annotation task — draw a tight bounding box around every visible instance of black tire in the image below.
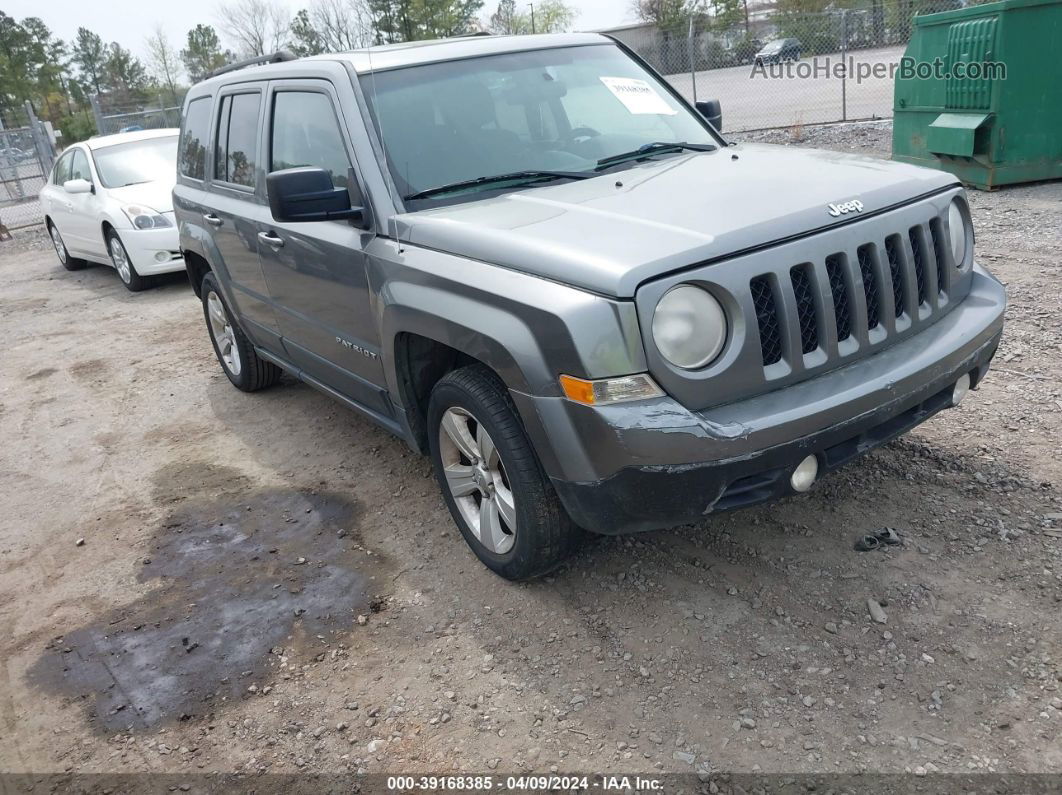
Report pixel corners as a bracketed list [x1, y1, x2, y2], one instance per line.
[47, 221, 86, 271]
[200, 271, 282, 392]
[105, 229, 150, 292]
[427, 364, 582, 580]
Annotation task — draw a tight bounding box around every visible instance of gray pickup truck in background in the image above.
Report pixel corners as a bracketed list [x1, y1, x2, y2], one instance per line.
[174, 33, 1005, 579]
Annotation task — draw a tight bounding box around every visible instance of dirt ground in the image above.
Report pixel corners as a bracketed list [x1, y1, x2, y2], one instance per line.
[1, 127, 1061, 784]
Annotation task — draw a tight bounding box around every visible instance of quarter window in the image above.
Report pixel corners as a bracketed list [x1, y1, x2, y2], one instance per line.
[215, 92, 261, 187]
[179, 96, 212, 180]
[270, 91, 350, 188]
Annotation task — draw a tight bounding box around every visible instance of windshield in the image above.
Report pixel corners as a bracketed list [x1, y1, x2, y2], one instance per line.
[92, 136, 179, 188]
[360, 43, 718, 206]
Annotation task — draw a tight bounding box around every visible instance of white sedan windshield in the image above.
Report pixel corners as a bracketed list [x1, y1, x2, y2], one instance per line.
[361, 44, 717, 202]
[92, 136, 179, 188]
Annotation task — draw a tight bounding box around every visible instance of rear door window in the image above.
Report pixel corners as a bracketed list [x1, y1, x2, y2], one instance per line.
[215, 92, 261, 188]
[179, 96, 212, 180]
[270, 90, 351, 188]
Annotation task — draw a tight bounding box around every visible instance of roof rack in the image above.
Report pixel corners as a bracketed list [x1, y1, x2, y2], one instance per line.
[207, 50, 297, 79]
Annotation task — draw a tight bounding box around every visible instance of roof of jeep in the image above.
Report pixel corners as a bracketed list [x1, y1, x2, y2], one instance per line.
[193, 33, 611, 89]
[321, 32, 610, 72]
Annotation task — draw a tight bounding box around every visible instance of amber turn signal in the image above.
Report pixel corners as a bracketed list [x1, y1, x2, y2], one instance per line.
[559, 373, 664, 406]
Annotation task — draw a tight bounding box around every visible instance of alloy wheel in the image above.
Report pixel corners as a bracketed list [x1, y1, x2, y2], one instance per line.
[438, 406, 517, 554]
[49, 225, 67, 264]
[206, 291, 242, 377]
[109, 236, 132, 284]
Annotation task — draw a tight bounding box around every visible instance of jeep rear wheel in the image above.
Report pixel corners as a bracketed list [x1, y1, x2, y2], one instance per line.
[201, 271, 282, 392]
[428, 364, 582, 580]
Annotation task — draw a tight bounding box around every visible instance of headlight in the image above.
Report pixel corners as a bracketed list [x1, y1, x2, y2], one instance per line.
[121, 204, 172, 229]
[948, 199, 967, 266]
[652, 285, 727, 369]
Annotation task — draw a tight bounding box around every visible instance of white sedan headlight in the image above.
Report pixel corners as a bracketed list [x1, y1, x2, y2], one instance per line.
[948, 199, 967, 266]
[652, 285, 727, 369]
[121, 204, 172, 229]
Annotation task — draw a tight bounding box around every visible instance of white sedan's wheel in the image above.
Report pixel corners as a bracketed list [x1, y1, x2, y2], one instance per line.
[105, 230, 148, 291]
[50, 225, 67, 263]
[48, 222, 85, 271]
[109, 235, 131, 284]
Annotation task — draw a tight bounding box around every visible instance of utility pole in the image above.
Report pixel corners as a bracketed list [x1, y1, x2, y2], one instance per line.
[688, 13, 697, 103]
[530, 3, 535, 33]
[841, 9, 848, 121]
[90, 95, 106, 136]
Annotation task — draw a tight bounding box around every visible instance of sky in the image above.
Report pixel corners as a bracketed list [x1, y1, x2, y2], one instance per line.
[4, 0, 637, 65]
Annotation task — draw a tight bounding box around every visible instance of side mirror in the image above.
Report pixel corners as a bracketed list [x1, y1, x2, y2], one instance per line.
[63, 178, 93, 195]
[695, 99, 723, 133]
[266, 167, 362, 223]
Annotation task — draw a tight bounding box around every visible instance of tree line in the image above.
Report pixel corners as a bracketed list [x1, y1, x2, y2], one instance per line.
[0, 0, 576, 143]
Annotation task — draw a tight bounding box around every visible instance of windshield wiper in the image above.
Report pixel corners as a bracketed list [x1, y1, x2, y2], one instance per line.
[595, 141, 715, 171]
[402, 170, 592, 202]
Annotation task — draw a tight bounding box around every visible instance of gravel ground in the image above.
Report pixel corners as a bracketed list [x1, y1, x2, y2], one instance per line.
[1, 125, 1061, 784]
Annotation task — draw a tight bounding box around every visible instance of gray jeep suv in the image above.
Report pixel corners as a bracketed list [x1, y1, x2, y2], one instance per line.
[175, 34, 1005, 579]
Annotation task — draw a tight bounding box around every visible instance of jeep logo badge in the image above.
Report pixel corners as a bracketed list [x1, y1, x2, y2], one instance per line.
[827, 199, 864, 217]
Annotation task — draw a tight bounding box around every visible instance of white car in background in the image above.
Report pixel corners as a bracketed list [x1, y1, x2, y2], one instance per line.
[40, 129, 184, 292]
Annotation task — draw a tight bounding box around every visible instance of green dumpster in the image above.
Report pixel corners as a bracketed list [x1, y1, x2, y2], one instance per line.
[892, 0, 1062, 189]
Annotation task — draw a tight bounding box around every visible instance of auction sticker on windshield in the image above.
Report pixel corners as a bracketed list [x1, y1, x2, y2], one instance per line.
[599, 77, 677, 115]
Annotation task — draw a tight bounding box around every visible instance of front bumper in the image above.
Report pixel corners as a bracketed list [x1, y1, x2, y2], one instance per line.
[121, 226, 185, 275]
[516, 266, 1005, 535]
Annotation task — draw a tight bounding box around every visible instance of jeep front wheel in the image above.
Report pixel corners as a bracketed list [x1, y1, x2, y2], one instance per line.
[427, 364, 582, 580]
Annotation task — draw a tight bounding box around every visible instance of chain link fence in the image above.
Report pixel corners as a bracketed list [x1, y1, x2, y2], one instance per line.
[613, 0, 973, 132]
[0, 93, 180, 235]
[90, 96, 182, 137]
[1, 103, 58, 232]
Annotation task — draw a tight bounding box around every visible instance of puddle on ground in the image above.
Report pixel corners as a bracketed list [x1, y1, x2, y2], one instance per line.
[30, 484, 370, 732]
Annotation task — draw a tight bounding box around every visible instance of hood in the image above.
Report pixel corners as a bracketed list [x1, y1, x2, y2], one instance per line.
[395, 143, 957, 298]
[106, 180, 175, 214]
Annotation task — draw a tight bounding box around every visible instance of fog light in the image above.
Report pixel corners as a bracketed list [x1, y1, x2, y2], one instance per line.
[154, 250, 170, 263]
[951, 372, 971, 406]
[790, 455, 819, 492]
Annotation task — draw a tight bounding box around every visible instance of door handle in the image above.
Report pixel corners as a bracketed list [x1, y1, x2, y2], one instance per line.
[203, 213, 223, 227]
[257, 231, 284, 248]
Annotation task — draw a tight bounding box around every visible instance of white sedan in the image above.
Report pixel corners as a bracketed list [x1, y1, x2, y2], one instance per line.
[40, 129, 185, 292]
